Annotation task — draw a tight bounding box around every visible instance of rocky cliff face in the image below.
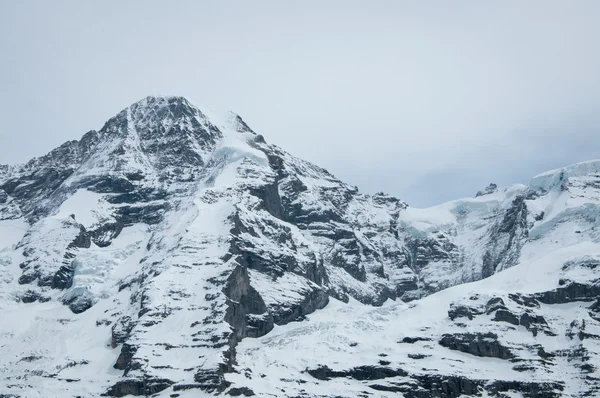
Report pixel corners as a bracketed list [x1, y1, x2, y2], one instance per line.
[0, 96, 599, 397]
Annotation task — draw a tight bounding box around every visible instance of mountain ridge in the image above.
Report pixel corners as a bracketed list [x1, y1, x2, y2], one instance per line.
[0, 96, 599, 397]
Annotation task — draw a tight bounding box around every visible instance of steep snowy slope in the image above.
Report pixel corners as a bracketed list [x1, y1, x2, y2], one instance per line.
[232, 242, 600, 398]
[0, 96, 599, 397]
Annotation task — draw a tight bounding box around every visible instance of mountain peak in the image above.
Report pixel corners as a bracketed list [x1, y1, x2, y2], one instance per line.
[128, 95, 202, 127]
[3, 98, 600, 397]
[130, 95, 195, 111]
[99, 95, 205, 135]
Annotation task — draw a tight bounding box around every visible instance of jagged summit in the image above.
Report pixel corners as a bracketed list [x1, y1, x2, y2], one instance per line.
[132, 94, 196, 108]
[101, 95, 255, 138]
[102, 95, 203, 132]
[0, 96, 267, 222]
[121, 95, 198, 115]
[100, 95, 219, 142]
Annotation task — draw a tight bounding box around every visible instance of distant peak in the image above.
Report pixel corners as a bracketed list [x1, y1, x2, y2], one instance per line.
[475, 183, 498, 197]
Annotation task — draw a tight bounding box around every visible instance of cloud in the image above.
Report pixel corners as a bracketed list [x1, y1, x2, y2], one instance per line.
[1, 1, 599, 206]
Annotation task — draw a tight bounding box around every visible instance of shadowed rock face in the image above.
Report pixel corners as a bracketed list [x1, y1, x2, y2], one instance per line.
[493, 308, 520, 325]
[223, 264, 274, 341]
[293, 274, 592, 398]
[307, 365, 408, 381]
[306, 364, 564, 398]
[2, 96, 600, 397]
[535, 280, 600, 304]
[481, 195, 529, 278]
[439, 332, 515, 359]
[103, 378, 174, 397]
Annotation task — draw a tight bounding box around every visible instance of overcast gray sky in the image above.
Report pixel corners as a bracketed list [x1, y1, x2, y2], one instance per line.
[1, 1, 599, 206]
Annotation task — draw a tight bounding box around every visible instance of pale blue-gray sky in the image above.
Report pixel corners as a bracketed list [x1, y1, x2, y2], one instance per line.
[1, 1, 599, 206]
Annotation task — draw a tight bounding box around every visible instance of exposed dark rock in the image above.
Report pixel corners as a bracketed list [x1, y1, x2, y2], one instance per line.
[534, 281, 600, 304]
[369, 384, 406, 393]
[2, 166, 77, 222]
[407, 373, 481, 398]
[226, 386, 256, 396]
[171, 384, 202, 391]
[249, 181, 285, 221]
[439, 332, 514, 359]
[223, 264, 274, 341]
[566, 319, 600, 341]
[51, 263, 76, 290]
[307, 365, 408, 381]
[481, 195, 528, 278]
[111, 316, 135, 348]
[113, 343, 138, 371]
[407, 353, 430, 359]
[89, 222, 124, 247]
[476, 183, 498, 197]
[20, 290, 50, 303]
[16, 220, 91, 291]
[106, 188, 167, 205]
[487, 379, 564, 398]
[520, 312, 549, 336]
[562, 257, 600, 271]
[18, 355, 42, 363]
[537, 346, 552, 359]
[69, 224, 92, 249]
[395, 277, 420, 301]
[103, 377, 173, 397]
[493, 309, 520, 325]
[193, 368, 231, 393]
[404, 235, 460, 278]
[61, 288, 95, 314]
[508, 293, 539, 308]
[115, 203, 166, 226]
[485, 296, 506, 314]
[17, 270, 40, 285]
[534, 211, 545, 221]
[330, 245, 367, 282]
[228, 209, 327, 286]
[589, 298, 600, 312]
[400, 336, 432, 344]
[448, 303, 482, 321]
[89, 176, 135, 194]
[513, 363, 537, 372]
[269, 286, 329, 325]
[366, 372, 564, 398]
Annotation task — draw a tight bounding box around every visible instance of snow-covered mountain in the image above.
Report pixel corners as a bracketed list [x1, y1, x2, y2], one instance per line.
[0, 96, 598, 397]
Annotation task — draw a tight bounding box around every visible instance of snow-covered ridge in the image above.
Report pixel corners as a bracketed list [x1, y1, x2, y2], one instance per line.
[529, 159, 600, 193]
[532, 159, 600, 179]
[0, 96, 599, 397]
